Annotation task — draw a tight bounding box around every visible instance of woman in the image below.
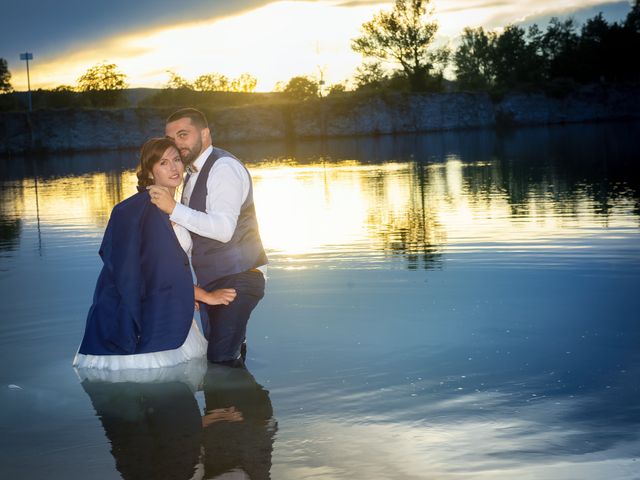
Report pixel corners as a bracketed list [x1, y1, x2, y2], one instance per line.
[73, 138, 235, 370]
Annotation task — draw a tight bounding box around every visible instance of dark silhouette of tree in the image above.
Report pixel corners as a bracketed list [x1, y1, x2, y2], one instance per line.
[453, 2, 640, 92]
[577, 13, 611, 82]
[0, 58, 12, 93]
[627, 0, 640, 32]
[351, 0, 449, 92]
[77, 63, 128, 107]
[283, 76, 319, 100]
[454, 27, 495, 90]
[576, 8, 640, 83]
[491, 25, 543, 89]
[533, 18, 580, 81]
[625, 0, 640, 82]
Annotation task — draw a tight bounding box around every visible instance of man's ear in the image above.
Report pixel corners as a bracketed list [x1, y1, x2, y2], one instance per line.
[202, 127, 211, 144]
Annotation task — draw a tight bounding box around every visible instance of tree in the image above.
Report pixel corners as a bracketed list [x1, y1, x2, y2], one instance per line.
[353, 62, 389, 90]
[0, 58, 12, 93]
[327, 83, 347, 95]
[351, 0, 448, 91]
[165, 71, 193, 89]
[624, 1, 640, 81]
[283, 76, 319, 100]
[578, 13, 612, 82]
[193, 73, 229, 92]
[454, 27, 496, 90]
[77, 63, 127, 91]
[77, 63, 128, 107]
[230, 73, 258, 93]
[490, 25, 543, 88]
[536, 18, 580, 80]
[626, 0, 640, 33]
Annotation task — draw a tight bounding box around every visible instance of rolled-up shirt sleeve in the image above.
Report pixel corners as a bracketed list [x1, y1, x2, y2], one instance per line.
[170, 158, 248, 243]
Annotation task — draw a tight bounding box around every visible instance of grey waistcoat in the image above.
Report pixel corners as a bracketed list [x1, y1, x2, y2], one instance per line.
[188, 147, 268, 286]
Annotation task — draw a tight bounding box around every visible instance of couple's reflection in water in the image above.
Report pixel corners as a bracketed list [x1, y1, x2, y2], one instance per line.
[78, 359, 276, 480]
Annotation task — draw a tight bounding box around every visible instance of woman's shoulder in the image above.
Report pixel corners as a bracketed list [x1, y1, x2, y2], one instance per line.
[112, 190, 150, 215]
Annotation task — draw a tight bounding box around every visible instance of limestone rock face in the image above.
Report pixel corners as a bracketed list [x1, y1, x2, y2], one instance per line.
[497, 85, 640, 126]
[1, 86, 638, 154]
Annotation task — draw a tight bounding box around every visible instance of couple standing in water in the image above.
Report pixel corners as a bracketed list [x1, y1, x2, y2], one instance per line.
[73, 107, 268, 370]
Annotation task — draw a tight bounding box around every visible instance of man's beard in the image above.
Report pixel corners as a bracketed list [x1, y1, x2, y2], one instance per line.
[180, 138, 203, 164]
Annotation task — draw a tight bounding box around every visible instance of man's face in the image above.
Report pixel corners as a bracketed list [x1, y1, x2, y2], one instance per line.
[165, 117, 205, 164]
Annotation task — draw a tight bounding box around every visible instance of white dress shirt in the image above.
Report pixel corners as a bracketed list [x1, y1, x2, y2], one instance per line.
[171, 145, 249, 243]
[170, 145, 266, 276]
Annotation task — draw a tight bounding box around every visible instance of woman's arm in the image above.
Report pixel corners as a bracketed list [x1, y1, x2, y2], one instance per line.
[194, 285, 237, 306]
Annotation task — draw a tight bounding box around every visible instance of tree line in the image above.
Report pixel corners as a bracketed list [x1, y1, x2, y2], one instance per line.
[1, 0, 638, 110]
[351, 0, 640, 94]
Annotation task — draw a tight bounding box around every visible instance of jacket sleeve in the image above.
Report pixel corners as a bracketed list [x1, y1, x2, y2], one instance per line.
[98, 200, 145, 353]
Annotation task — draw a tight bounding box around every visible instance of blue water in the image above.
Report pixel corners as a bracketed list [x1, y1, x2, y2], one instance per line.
[0, 122, 639, 479]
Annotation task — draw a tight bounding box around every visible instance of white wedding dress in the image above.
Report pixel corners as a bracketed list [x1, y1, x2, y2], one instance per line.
[73, 224, 207, 371]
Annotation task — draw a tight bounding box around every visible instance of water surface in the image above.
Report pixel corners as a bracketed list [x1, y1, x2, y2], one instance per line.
[1, 122, 639, 479]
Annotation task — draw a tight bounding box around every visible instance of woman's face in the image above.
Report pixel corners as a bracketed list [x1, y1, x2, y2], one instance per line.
[152, 146, 184, 188]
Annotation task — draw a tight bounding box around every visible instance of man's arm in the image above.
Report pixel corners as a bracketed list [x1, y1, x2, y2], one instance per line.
[170, 158, 249, 243]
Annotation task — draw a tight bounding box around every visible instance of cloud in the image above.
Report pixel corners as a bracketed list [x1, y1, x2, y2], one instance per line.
[0, 1, 270, 63]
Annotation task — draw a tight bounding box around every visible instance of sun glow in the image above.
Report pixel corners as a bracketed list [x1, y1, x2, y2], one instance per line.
[13, 1, 383, 92]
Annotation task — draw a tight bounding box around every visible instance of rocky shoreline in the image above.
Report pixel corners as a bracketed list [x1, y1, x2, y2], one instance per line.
[1, 85, 639, 154]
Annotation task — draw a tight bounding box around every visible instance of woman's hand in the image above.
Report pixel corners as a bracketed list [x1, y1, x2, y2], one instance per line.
[148, 185, 176, 214]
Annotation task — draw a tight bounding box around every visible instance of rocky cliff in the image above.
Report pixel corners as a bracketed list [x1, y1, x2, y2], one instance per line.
[1, 86, 638, 154]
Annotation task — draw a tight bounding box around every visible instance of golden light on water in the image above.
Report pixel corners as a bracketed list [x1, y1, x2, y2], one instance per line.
[2, 158, 636, 263]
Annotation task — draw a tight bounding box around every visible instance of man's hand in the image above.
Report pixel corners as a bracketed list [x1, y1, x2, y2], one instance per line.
[148, 185, 176, 215]
[202, 407, 244, 428]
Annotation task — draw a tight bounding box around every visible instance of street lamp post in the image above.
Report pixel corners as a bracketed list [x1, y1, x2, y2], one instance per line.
[19, 52, 33, 112]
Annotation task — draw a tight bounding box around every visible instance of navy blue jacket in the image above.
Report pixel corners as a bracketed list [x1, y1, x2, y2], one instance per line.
[78, 190, 194, 355]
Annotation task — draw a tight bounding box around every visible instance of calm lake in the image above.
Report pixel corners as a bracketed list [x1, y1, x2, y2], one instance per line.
[0, 122, 639, 479]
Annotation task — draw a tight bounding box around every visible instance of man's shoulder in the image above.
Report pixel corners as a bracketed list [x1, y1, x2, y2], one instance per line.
[209, 149, 250, 179]
[211, 146, 240, 162]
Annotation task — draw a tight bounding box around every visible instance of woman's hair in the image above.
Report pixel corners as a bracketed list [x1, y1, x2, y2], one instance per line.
[136, 137, 179, 189]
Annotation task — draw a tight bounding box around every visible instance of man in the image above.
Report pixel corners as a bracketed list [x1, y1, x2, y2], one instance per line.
[149, 108, 267, 366]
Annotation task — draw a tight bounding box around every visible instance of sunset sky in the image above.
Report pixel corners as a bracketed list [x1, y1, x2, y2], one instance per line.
[1, 0, 632, 92]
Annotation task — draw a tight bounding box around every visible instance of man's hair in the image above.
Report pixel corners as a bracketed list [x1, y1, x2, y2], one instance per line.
[166, 108, 209, 130]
